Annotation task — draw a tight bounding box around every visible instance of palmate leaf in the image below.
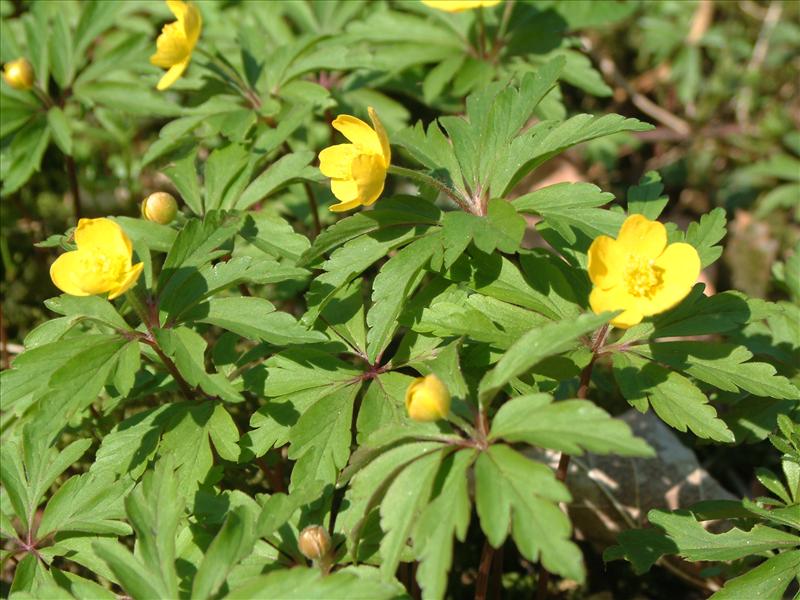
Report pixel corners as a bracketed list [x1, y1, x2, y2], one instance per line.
[94, 457, 182, 600]
[475, 445, 583, 582]
[379, 450, 443, 579]
[367, 232, 442, 363]
[613, 352, 734, 442]
[626, 170, 668, 220]
[631, 342, 800, 400]
[648, 510, 800, 562]
[223, 566, 404, 600]
[478, 312, 611, 406]
[413, 449, 475, 600]
[299, 196, 441, 267]
[441, 198, 527, 268]
[711, 550, 800, 600]
[183, 296, 327, 346]
[489, 393, 654, 457]
[683, 207, 727, 268]
[513, 182, 623, 243]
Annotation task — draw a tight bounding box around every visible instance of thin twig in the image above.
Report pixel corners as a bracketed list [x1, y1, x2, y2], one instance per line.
[583, 37, 691, 137]
[736, 1, 782, 124]
[475, 539, 495, 600]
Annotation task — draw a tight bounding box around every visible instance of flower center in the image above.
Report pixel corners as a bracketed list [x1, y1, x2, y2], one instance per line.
[625, 257, 664, 298]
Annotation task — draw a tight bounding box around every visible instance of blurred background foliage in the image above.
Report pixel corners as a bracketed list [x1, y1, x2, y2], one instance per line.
[0, 1, 798, 596]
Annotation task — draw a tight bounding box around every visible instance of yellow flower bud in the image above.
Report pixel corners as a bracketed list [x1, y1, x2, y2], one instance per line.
[405, 374, 451, 422]
[3, 58, 34, 91]
[298, 525, 331, 562]
[141, 192, 178, 224]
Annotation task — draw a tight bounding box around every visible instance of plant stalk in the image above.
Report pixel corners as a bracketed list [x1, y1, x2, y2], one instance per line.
[535, 323, 610, 600]
[386, 165, 474, 214]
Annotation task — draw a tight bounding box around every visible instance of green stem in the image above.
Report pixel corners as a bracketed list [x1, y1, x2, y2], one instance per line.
[476, 8, 487, 60]
[125, 289, 151, 328]
[196, 47, 261, 109]
[387, 165, 474, 214]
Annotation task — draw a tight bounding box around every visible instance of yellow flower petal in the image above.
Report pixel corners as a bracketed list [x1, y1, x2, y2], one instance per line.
[587, 235, 627, 289]
[318, 144, 358, 179]
[616, 214, 667, 259]
[50, 251, 92, 297]
[645, 242, 701, 314]
[368, 106, 391, 166]
[329, 198, 364, 213]
[331, 114, 383, 157]
[589, 285, 643, 328]
[166, 0, 189, 20]
[156, 59, 189, 91]
[150, 22, 189, 68]
[108, 262, 144, 299]
[350, 153, 386, 206]
[330, 178, 360, 204]
[421, 0, 501, 12]
[74, 218, 132, 258]
[181, 2, 203, 46]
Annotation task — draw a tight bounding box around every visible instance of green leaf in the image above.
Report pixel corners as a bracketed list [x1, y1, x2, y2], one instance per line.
[441, 199, 526, 267]
[513, 182, 622, 243]
[46, 106, 72, 156]
[163, 146, 203, 215]
[158, 211, 241, 293]
[287, 384, 359, 490]
[48, 11, 74, 88]
[478, 312, 611, 406]
[223, 567, 404, 599]
[474, 445, 582, 581]
[240, 212, 312, 262]
[684, 207, 726, 268]
[37, 473, 131, 538]
[603, 527, 676, 574]
[204, 143, 252, 211]
[114, 216, 178, 253]
[612, 352, 734, 442]
[649, 510, 800, 561]
[192, 506, 255, 600]
[44, 295, 129, 333]
[490, 393, 654, 456]
[711, 550, 800, 600]
[123, 458, 181, 599]
[236, 151, 317, 210]
[300, 196, 441, 267]
[357, 372, 413, 442]
[632, 342, 799, 400]
[379, 450, 443, 579]
[92, 539, 165, 600]
[208, 404, 241, 462]
[626, 171, 668, 220]
[413, 450, 475, 600]
[184, 297, 327, 346]
[154, 327, 242, 402]
[367, 233, 441, 362]
[74, 81, 181, 117]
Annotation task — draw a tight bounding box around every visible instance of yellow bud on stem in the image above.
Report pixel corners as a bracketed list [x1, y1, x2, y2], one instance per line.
[3, 58, 34, 91]
[405, 374, 451, 422]
[141, 192, 178, 224]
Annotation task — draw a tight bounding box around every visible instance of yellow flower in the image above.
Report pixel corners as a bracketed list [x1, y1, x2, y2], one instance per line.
[318, 107, 390, 212]
[50, 218, 144, 300]
[588, 214, 701, 328]
[405, 374, 451, 422]
[150, 0, 202, 91]
[2, 58, 34, 90]
[141, 192, 178, 224]
[421, 0, 501, 12]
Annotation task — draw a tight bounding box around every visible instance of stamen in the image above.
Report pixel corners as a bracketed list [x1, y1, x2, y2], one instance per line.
[625, 257, 664, 298]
